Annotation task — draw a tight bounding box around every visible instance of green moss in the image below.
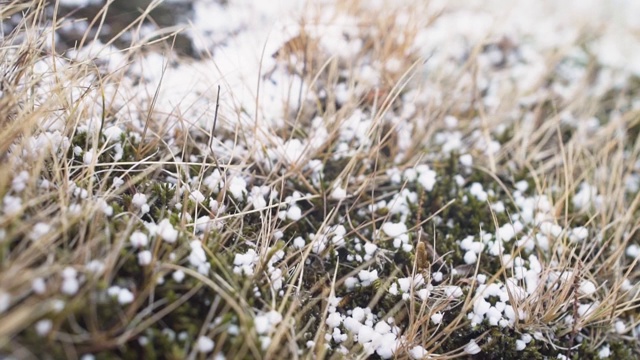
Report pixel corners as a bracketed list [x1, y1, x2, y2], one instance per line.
[150, 182, 177, 211]
[608, 340, 637, 359]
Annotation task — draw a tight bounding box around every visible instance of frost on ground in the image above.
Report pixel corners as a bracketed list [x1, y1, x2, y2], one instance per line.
[2, 0, 640, 359]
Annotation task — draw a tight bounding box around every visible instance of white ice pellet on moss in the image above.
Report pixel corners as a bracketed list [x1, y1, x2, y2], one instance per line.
[254, 310, 282, 335]
[172, 270, 185, 283]
[83, 150, 95, 165]
[374, 320, 391, 335]
[469, 182, 488, 202]
[388, 283, 398, 295]
[381, 222, 407, 238]
[614, 320, 626, 334]
[598, 344, 610, 358]
[131, 193, 150, 214]
[293, 236, 305, 249]
[578, 302, 599, 318]
[0, 289, 11, 314]
[352, 307, 368, 323]
[331, 225, 347, 247]
[286, 205, 302, 221]
[310, 233, 328, 254]
[444, 116, 458, 128]
[573, 182, 598, 210]
[332, 327, 347, 343]
[460, 235, 484, 253]
[195, 216, 212, 232]
[515, 339, 526, 351]
[399, 275, 425, 293]
[203, 170, 223, 192]
[233, 249, 258, 275]
[269, 268, 283, 291]
[177, 331, 189, 342]
[404, 168, 417, 182]
[2, 195, 22, 215]
[330, 186, 347, 200]
[344, 317, 362, 334]
[464, 339, 481, 355]
[112, 176, 124, 188]
[356, 324, 375, 344]
[438, 131, 463, 153]
[459, 154, 473, 167]
[358, 269, 378, 286]
[61, 275, 79, 295]
[50, 299, 65, 313]
[130, 231, 148, 248]
[30, 222, 51, 241]
[86, 260, 105, 275]
[578, 280, 597, 295]
[117, 288, 134, 305]
[473, 297, 491, 317]
[32, 277, 46, 294]
[415, 165, 437, 191]
[504, 305, 517, 323]
[196, 336, 215, 353]
[189, 190, 205, 203]
[11, 171, 29, 192]
[570, 226, 589, 241]
[156, 219, 178, 243]
[431, 312, 443, 324]
[364, 242, 377, 256]
[492, 201, 505, 213]
[131, 193, 147, 208]
[189, 240, 210, 274]
[387, 168, 402, 184]
[103, 125, 123, 141]
[326, 312, 342, 328]
[161, 328, 176, 342]
[409, 345, 428, 359]
[249, 186, 267, 210]
[227, 324, 239, 336]
[111, 143, 123, 161]
[626, 244, 640, 258]
[344, 277, 359, 290]
[514, 180, 529, 192]
[35, 319, 53, 336]
[487, 307, 502, 326]
[73, 187, 88, 199]
[539, 222, 562, 238]
[228, 176, 247, 200]
[138, 250, 152, 266]
[375, 335, 400, 359]
[96, 198, 113, 216]
[464, 250, 477, 264]
[496, 223, 517, 242]
[443, 286, 463, 298]
[60, 267, 79, 295]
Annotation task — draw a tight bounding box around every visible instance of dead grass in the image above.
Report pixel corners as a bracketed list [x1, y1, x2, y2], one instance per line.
[1, 0, 640, 359]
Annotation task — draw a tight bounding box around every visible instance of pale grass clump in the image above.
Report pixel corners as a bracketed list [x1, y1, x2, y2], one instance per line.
[2, 0, 640, 359]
